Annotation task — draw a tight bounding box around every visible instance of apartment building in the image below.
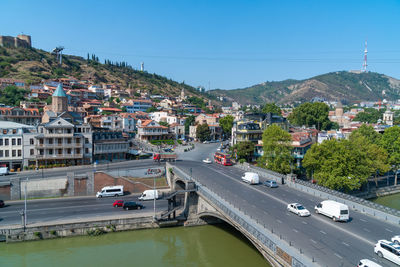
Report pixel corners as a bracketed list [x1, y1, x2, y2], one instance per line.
[136, 120, 169, 141]
[93, 129, 128, 163]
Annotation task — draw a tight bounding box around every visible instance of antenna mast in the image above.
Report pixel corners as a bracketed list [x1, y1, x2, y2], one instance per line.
[362, 40, 368, 72]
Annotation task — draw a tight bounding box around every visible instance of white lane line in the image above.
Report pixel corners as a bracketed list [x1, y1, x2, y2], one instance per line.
[293, 229, 299, 233]
[360, 218, 367, 222]
[342, 242, 350, 247]
[302, 221, 308, 225]
[320, 230, 327, 235]
[363, 228, 371, 233]
[334, 253, 343, 259]
[385, 228, 393, 233]
[310, 239, 317, 244]
[277, 219, 282, 223]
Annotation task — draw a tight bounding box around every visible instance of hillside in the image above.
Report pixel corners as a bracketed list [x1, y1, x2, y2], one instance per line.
[0, 45, 209, 100]
[210, 71, 400, 105]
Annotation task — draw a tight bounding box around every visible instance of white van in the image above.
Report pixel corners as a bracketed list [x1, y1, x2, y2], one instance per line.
[0, 167, 9, 176]
[139, 190, 159, 201]
[315, 200, 349, 222]
[241, 172, 259, 185]
[96, 185, 124, 198]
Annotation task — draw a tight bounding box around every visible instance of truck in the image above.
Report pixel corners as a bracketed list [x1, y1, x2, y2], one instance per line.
[315, 200, 349, 222]
[138, 190, 159, 201]
[0, 167, 9, 176]
[153, 153, 177, 162]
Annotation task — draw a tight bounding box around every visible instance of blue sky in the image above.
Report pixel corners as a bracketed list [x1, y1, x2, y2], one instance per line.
[1, 0, 400, 89]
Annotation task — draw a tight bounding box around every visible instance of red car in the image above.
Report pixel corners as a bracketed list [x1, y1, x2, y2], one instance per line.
[113, 200, 124, 207]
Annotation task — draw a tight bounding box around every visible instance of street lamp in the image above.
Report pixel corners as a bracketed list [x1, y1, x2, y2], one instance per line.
[153, 174, 156, 221]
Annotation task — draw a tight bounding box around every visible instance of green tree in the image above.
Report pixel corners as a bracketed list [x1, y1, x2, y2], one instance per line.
[184, 115, 195, 135]
[354, 108, 385, 123]
[288, 102, 334, 130]
[349, 124, 381, 145]
[260, 124, 293, 174]
[146, 106, 158, 113]
[121, 106, 127, 112]
[262, 103, 281, 115]
[159, 121, 169, 127]
[232, 141, 254, 162]
[45, 96, 52, 105]
[303, 139, 372, 192]
[219, 115, 234, 138]
[196, 123, 211, 142]
[0, 85, 29, 106]
[380, 126, 400, 185]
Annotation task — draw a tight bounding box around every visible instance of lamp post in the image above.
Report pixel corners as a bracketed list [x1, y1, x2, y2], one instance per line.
[153, 174, 156, 221]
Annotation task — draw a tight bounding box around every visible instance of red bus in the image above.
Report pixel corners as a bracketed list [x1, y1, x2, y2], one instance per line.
[214, 152, 232, 166]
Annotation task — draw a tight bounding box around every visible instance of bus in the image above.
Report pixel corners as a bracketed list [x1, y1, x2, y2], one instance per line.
[214, 152, 232, 166]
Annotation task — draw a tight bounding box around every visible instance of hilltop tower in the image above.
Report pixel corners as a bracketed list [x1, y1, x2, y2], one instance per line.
[52, 84, 68, 113]
[362, 40, 368, 72]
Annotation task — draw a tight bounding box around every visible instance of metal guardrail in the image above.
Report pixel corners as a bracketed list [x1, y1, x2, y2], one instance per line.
[172, 166, 315, 267]
[236, 163, 400, 225]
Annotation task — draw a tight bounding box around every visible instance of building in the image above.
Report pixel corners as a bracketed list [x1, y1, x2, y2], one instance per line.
[52, 84, 68, 113]
[231, 121, 263, 146]
[123, 99, 153, 113]
[291, 131, 313, 168]
[0, 107, 41, 125]
[0, 34, 31, 48]
[35, 117, 92, 167]
[136, 120, 169, 141]
[195, 114, 219, 125]
[0, 121, 36, 170]
[92, 129, 128, 163]
[170, 123, 185, 140]
[383, 110, 394, 126]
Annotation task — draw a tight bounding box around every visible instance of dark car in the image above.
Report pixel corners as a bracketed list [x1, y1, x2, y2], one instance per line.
[113, 200, 124, 207]
[264, 180, 278, 188]
[0, 200, 4, 208]
[123, 201, 144, 210]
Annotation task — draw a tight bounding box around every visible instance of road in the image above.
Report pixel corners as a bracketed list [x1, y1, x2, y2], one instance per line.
[0, 195, 168, 226]
[174, 160, 400, 267]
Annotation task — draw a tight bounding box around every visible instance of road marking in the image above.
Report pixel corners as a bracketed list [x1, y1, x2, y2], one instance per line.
[302, 221, 308, 225]
[342, 242, 350, 247]
[293, 229, 299, 233]
[360, 218, 367, 222]
[386, 228, 393, 233]
[334, 253, 343, 259]
[277, 219, 282, 223]
[363, 228, 371, 233]
[310, 239, 317, 244]
[320, 230, 326, 235]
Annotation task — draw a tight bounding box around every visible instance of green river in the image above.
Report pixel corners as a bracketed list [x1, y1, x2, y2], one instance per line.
[372, 192, 400, 210]
[0, 224, 270, 267]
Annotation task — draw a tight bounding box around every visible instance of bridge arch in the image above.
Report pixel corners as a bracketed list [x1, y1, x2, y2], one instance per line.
[174, 179, 186, 191]
[198, 211, 277, 266]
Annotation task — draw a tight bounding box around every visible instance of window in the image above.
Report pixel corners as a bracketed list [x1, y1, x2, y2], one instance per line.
[85, 148, 89, 154]
[5, 139, 9, 146]
[49, 149, 53, 155]
[48, 139, 53, 144]
[12, 139, 16, 145]
[76, 148, 81, 154]
[30, 149, 34, 155]
[18, 150, 21, 157]
[0, 150, 2, 157]
[58, 149, 62, 155]
[30, 138, 34, 145]
[17, 138, 21, 145]
[12, 150, 16, 157]
[67, 148, 71, 154]
[5, 150, 9, 157]
[12, 129, 16, 134]
[85, 138, 89, 144]
[2, 129, 7, 134]
[0, 139, 2, 146]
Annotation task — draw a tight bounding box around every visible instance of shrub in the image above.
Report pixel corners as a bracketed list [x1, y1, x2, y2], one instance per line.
[239, 159, 246, 164]
[87, 228, 106, 236]
[34, 232, 42, 239]
[50, 230, 57, 236]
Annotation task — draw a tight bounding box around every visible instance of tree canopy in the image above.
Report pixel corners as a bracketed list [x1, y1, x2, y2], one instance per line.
[260, 124, 293, 174]
[196, 123, 211, 142]
[0, 85, 29, 106]
[353, 108, 385, 124]
[380, 126, 400, 185]
[232, 141, 254, 163]
[262, 103, 281, 115]
[219, 115, 234, 138]
[184, 115, 195, 135]
[288, 102, 337, 131]
[349, 124, 381, 145]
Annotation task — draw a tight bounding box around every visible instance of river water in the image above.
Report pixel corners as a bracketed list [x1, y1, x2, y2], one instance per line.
[372, 193, 400, 210]
[0, 224, 270, 267]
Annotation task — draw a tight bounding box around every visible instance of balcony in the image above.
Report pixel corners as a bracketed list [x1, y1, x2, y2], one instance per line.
[36, 153, 83, 159]
[35, 143, 82, 148]
[42, 133, 74, 138]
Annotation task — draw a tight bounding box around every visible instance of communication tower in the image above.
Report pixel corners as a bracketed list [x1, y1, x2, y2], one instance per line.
[52, 46, 64, 65]
[362, 40, 368, 72]
[141, 62, 144, 71]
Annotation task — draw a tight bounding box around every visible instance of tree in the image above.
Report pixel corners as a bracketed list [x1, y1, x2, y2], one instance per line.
[196, 123, 211, 142]
[146, 106, 158, 113]
[349, 124, 381, 145]
[45, 96, 52, 105]
[380, 126, 400, 185]
[303, 139, 372, 192]
[184, 115, 195, 135]
[288, 102, 334, 131]
[219, 115, 234, 139]
[260, 124, 293, 174]
[262, 103, 281, 115]
[354, 108, 385, 124]
[232, 141, 254, 162]
[159, 121, 169, 128]
[0, 85, 29, 106]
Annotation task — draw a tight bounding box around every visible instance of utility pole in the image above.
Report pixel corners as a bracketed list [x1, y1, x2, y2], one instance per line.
[153, 174, 156, 221]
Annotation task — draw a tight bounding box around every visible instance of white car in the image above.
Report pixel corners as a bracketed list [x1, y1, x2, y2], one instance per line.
[357, 259, 382, 267]
[202, 158, 212, 164]
[392, 235, 400, 245]
[287, 203, 311, 217]
[374, 240, 400, 265]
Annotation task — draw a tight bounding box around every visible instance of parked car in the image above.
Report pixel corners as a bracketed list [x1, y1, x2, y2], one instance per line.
[357, 259, 382, 267]
[264, 180, 278, 188]
[374, 240, 400, 265]
[287, 203, 311, 217]
[0, 200, 4, 208]
[123, 201, 144, 210]
[113, 200, 124, 207]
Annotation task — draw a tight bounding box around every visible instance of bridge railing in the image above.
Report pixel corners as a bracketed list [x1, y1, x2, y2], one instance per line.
[172, 166, 316, 267]
[236, 163, 400, 225]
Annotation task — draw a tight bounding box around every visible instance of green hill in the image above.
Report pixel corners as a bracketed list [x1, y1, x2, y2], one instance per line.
[0, 45, 207, 99]
[210, 71, 400, 105]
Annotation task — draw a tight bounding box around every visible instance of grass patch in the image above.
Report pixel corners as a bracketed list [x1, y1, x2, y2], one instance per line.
[126, 176, 168, 187]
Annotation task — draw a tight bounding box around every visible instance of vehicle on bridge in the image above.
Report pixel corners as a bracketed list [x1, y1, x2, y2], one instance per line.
[392, 235, 400, 245]
[287, 203, 311, 217]
[0, 200, 4, 208]
[202, 158, 212, 164]
[358, 259, 382, 267]
[241, 172, 259, 184]
[123, 201, 144, 210]
[314, 200, 349, 222]
[153, 153, 177, 162]
[374, 240, 400, 265]
[96, 185, 124, 198]
[0, 166, 9, 176]
[139, 190, 159, 200]
[113, 200, 124, 207]
[214, 152, 232, 166]
[264, 180, 278, 188]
